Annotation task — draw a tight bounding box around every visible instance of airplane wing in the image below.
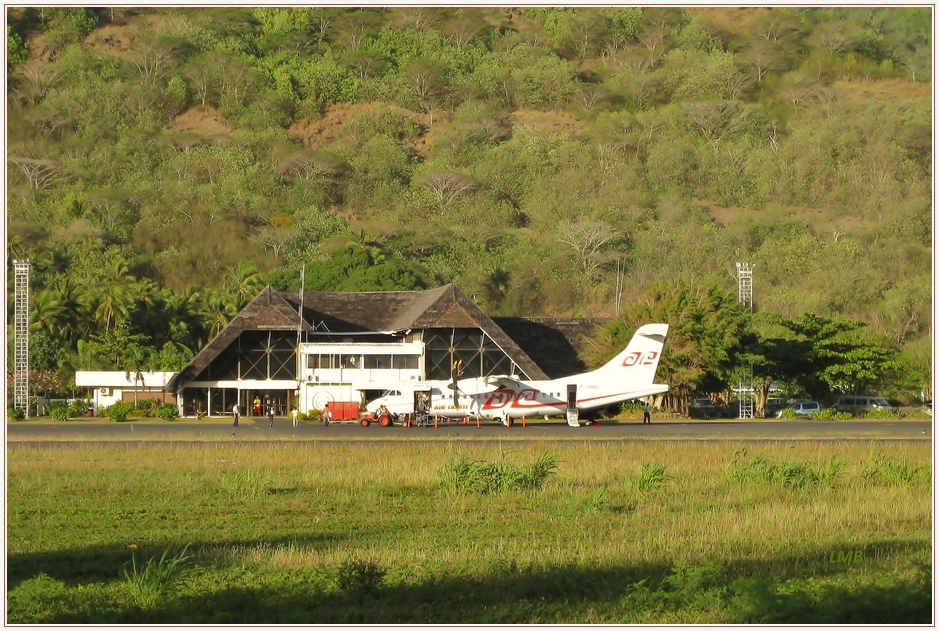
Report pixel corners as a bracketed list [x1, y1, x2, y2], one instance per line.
[446, 376, 506, 394]
[483, 375, 522, 389]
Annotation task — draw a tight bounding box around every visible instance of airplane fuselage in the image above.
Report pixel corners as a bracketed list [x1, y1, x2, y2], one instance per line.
[363, 322, 670, 425]
[367, 376, 668, 421]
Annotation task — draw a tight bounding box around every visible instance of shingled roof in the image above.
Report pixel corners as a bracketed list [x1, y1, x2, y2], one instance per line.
[166, 287, 309, 392]
[494, 317, 610, 379]
[167, 284, 548, 393]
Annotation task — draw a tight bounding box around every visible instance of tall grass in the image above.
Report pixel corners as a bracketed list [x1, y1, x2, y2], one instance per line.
[438, 451, 558, 494]
[6, 440, 931, 624]
[862, 450, 930, 485]
[630, 462, 670, 496]
[728, 449, 847, 489]
[123, 544, 192, 609]
[220, 468, 274, 499]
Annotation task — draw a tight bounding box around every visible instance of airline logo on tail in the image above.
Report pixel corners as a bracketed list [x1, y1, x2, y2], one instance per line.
[622, 351, 659, 367]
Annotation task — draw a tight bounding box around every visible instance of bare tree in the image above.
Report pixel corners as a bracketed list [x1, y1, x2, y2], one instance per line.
[15, 62, 63, 105]
[441, 16, 483, 46]
[807, 20, 862, 56]
[684, 101, 747, 148]
[578, 84, 607, 110]
[128, 40, 175, 84]
[419, 171, 479, 206]
[557, 218, 619, 278]
[400, 7, 437, 31]
[8, 156, 67, 194]
[740, 39, 783, 84]
[280, 150, 344, 184]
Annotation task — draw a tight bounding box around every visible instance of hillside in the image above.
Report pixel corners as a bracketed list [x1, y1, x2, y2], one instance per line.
[4, 6, 933, 395]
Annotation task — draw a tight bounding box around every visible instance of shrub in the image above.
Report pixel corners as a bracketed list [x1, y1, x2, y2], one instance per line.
[866, 407, 902, 420]
[619, 401, 643, 415]
[306, 409, 320, 422]
[810, 407, 852, 421]
[47, 401, 69, 422]
[337, 557, 386, 595]
[777, 407, 800, 419]
[7, 407, 25, 422]
[67, 398, 89, 418]
[135, 398, 156, 417]
[104, 401, 134, 422]
[156, 403, 179, 421]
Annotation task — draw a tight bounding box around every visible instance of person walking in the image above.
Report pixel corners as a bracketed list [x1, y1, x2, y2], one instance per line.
[642, 400, 651, 424]
[268, 404, 275, 427]
[291, 406, 299, 428]
[232, 402, 240, 437]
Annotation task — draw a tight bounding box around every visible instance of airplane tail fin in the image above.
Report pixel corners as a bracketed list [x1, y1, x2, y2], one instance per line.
[597, 323, 669, 385]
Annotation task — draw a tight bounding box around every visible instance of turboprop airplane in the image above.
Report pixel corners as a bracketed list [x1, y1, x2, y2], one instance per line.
[363, 323, 669, 427]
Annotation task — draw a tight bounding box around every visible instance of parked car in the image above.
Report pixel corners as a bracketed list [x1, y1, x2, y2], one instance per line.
[833, 395, 896, 415]
[777, 401, 822, 417]
[764, 397, 787, 418]
[689, 397, 723, 419]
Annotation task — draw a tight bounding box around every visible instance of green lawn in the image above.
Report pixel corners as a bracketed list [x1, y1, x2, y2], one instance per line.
[6, 440, 932, 624]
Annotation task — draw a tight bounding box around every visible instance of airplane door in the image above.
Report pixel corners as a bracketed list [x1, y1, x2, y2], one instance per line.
[566, 384, 580, 427]
[414, 388, 431, 426]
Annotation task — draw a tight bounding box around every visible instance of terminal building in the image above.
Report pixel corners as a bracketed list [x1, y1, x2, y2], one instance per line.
[164, 284, 605, 418]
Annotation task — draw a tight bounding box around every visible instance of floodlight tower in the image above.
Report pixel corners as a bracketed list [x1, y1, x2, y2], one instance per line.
[736, 262, 755, 419]
[13, 259, 30, 417]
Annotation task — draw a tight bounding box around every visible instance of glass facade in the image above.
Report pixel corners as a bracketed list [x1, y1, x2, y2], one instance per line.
[195, 330, 298, 381]
[423, 328, 516, 380]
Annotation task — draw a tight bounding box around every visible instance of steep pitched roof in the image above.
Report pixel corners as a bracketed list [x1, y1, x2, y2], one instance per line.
[167, 284, 547, 393]
[285, 284, 547, 379]
[166, 287, 309, 392]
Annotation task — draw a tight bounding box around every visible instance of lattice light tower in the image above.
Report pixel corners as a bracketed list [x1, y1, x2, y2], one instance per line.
[13, 259, 30, 417]
[736, 262, 755, 419]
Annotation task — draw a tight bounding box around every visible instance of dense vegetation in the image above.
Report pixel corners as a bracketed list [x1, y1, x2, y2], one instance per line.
[5, 7, 932, 405]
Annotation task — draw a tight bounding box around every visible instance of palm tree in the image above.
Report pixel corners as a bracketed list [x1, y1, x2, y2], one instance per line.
[93, 254, 137, 331]
[164, 285, 204, 351]
[123, 342, 149, 409]
[29, 289, 66, 337]
[201, 288, 238, 341]
[50, 277, 94, 346]
[94, 282, 135, 331]
[224, 260, 264, 308]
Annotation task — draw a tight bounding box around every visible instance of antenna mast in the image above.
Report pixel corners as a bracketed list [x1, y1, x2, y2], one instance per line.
[13, 259, 30, 417]
[295, 265, 305, 413]
[736, 262, 755, 419]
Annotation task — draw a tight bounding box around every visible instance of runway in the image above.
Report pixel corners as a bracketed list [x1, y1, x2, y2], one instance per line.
[6, 416, 933, 446]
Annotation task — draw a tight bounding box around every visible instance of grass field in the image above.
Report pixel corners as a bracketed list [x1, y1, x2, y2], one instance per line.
[6, 439, 933, 624]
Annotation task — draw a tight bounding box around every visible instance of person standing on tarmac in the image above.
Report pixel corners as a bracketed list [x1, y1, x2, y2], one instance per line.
[232, 403, 240, 437]
[268, 404, 275, 427]
[642, 400, 651, 424]
[291, 406, 299, 428]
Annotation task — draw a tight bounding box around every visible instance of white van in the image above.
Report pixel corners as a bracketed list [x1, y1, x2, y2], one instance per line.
[833, 395, 895, 415]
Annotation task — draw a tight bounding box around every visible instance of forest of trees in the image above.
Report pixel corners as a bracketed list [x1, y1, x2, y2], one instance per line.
[5, 7, 932, 407]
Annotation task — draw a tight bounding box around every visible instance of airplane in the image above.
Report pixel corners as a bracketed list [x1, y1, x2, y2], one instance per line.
[362, 323, 669, 427]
